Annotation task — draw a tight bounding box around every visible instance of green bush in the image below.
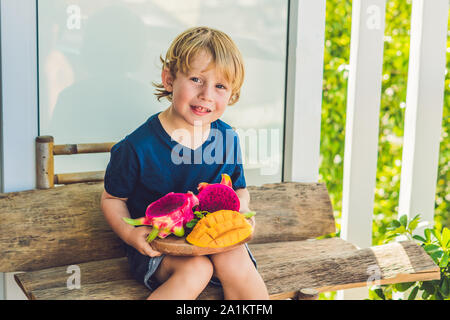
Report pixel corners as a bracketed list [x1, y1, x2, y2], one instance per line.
[318, 0, 448, 299]
[319, 0, 449, 244]
[368, 214, 450, 300]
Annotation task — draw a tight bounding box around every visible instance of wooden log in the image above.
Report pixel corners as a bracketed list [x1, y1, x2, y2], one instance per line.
[54, 171, 105, 185]
[14, 257, 133, 299]
[256, 240, 440, 295]
[14, 238, 440, 300]
[53, 142, 116, 155]
[0, 181, 336, 272]
[29, 279, 149, 300]
[0, 182, 125, 272]
[35, 136, 54, 189]
[201, 239, 439, 299]
[247, 182, 336, 243]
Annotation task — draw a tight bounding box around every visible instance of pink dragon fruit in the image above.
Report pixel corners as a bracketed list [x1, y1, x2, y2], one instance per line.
[123, 192, 199, 242]
[196, 174, 240, 213]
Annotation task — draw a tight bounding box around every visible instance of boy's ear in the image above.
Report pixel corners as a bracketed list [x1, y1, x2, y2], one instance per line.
[161, 68, 174, 92]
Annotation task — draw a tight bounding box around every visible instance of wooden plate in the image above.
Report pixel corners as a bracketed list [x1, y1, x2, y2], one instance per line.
[150, 218, 254, 256]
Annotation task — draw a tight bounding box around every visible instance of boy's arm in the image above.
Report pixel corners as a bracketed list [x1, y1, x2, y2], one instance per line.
[235, 188, 250, 212]
[100, 189, 161, 257]
[235, 188, 255, 226]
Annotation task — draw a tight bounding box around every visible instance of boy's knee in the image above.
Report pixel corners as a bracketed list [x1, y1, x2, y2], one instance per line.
[181, 256, 214, 278]
[211, 246, 254, 281]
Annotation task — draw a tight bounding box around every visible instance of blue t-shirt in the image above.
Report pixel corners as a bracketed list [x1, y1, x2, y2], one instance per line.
[104, 112, 246, 219]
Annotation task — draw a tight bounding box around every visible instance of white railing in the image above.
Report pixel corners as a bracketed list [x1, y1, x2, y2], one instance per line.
[399, 0, 448, 234]
[283, 0, 326, 183]
[340, 0, 387, 250]
[287, 0, 448, 247]
[285, 0, 448, 299]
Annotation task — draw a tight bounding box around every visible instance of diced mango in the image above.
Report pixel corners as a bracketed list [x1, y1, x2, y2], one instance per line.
[186, 210, 253, 248]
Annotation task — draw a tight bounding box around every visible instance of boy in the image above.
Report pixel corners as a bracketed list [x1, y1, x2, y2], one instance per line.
[101, 26, 269, 300]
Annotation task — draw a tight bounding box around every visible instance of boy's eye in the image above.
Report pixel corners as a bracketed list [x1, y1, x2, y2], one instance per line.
[216, 84, 227, 90]
[191, 77, 201, 83]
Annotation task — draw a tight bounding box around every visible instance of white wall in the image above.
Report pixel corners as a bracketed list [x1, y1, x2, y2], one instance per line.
[0, 0, 39, 300]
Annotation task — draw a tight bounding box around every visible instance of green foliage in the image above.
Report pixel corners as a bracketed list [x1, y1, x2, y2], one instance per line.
[318, 0, 449, 299]
[186, 211, 211, 228]
[319, 0, 449, 245]
[368, 214, 450, 300]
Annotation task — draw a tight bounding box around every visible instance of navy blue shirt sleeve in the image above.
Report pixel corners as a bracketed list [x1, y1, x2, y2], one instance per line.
[104, 139, 140, 198]
[231, 163, 246, 190]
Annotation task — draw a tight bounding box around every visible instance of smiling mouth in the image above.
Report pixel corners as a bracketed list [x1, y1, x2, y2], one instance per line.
[191, 105, 212, 113]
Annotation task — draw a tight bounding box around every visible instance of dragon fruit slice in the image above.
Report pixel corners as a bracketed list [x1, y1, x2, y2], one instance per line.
[123, 192, 199, 242]
[196, 173, 240, 213]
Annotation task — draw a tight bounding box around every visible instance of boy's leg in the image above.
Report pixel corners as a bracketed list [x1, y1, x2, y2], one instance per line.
[209, 245, 269, 300]
[147, 255, 213, 300]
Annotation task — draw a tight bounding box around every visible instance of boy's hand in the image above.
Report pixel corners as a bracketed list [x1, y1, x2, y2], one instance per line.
[239, 205, 255, 227]
[245, 215, 256, 228]
[126, 226, 162, 257]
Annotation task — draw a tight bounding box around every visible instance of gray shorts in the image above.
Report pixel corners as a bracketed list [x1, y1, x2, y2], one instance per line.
[124, 243, 258, 291]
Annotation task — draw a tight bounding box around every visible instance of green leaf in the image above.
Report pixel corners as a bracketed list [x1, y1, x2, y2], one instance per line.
[399, 215, 408, 227]
[389, 226, 407, 236]
[420, 281, 436, 299]
[440, 278, 450, 297]
[193, 211, 210, 219]
[394, 282, 415, 292]
[421, 281, 436, 295]
[431, 229, 442, 245]
[412, 235, 427, 243]
[441, 228, 450, 249]
[186, 219, 198, 228]
[388, 220, 401, 230]
[435, 291, 444, 300]
[407, 286, 419, 300]
[431, 252, 444, 264]
[424, 244, 441, 253]
[411, 213, 421, 222]
[425, 229, 432, 242]
[431, 280, 440, 287]
[408, 216, 420, 232]
[439, 252, 449, 268]
[243, 211, 256, 218]
[374, 288, 386, 300]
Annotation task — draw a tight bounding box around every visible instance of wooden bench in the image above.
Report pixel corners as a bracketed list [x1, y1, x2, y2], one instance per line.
[0, 136, 440, 300]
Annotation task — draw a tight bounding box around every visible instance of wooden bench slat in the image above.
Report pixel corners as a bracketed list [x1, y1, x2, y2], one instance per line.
[0, 181, 336, 272]
[14, 238, 440, 300]
[256, 240, 440, 296]
[30, 279, 149, 300]
[54, 171, 106, 185]
[248, 182, 335, 243]
[0, 182, 125, 272]
[53, 142, 116, 155]
[14, 257, 131, 296]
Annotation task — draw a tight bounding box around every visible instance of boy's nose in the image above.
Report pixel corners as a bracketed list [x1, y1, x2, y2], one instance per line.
[199, 84, 214, 102]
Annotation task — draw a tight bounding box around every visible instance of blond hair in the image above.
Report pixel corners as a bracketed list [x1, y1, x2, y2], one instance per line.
[153, 27, 245, 105]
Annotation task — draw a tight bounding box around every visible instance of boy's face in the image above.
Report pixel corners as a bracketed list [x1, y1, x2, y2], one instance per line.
[162, 51, 233, 128]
